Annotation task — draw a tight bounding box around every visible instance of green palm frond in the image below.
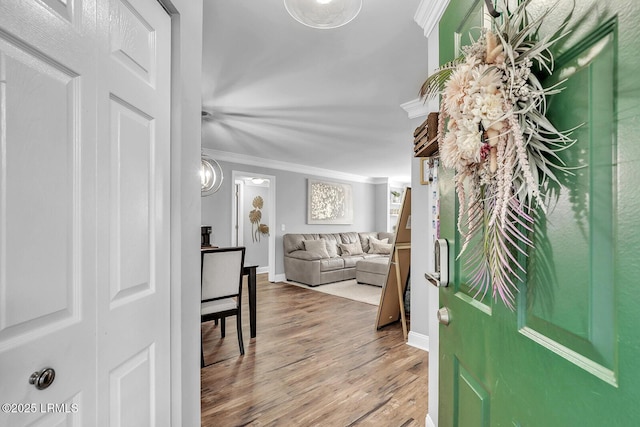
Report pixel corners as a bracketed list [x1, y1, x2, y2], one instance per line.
[419, 57, 464, 100]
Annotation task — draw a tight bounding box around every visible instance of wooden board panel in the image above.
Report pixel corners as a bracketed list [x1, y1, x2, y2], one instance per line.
[376, 188, 411, 332]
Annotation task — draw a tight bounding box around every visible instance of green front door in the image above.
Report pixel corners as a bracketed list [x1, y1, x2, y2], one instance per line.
[438, 0, 640, 425]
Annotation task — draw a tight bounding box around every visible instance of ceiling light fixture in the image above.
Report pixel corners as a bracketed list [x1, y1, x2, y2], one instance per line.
[201, 153, 223, 196]
[284, 0, 362, 29]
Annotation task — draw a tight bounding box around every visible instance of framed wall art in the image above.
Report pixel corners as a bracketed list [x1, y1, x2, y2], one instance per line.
[307, 179, 353, 225]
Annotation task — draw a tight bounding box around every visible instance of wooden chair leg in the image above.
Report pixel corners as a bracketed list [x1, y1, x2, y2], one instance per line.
[236, 310, 244, 355]
[200, 326, 206, 368]
[201, 343, 205, 368]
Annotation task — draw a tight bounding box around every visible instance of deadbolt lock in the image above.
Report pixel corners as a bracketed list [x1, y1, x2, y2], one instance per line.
[425, 239, 449, 287]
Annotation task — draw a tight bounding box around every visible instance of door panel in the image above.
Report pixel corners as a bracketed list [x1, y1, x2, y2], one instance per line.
[109, 96, 154, 307]
[0, 0, 172, 424]
[39, 0, 79, 25]
[109, 345, 155, 425]
[1, 38, 78, 335]
[438, 0, 640, 425]
[97, 0, 171, 424]
[109, 0, 157, 85]
[0, 1, 96, 425]
[454, 358, 490, 427]
[520, 23, 617, 382]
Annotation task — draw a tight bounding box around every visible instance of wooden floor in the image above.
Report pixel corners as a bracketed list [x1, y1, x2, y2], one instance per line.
[201, 274, 429, 427]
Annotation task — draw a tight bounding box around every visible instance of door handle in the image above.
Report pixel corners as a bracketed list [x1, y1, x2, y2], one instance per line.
[425, 239, 449, 287]
[424, 271, 440, 283]
[29, 368, 55, 390]
[437, 307, 451, 325]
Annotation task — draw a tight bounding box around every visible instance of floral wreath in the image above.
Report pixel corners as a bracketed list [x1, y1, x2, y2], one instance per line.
[420, 0, 575, 308]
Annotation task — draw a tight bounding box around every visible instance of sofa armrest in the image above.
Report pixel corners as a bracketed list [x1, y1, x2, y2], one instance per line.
[286, 250, 324, 261]
[284, 256, 322, 285]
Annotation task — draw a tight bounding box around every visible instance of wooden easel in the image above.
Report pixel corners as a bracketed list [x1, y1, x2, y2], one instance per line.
[375, 188, 411, 340]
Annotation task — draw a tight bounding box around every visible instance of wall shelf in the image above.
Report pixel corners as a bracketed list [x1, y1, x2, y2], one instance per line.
[413, 112, 439, 157]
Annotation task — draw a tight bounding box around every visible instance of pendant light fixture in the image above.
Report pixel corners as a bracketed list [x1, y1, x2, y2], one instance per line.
[284, 0, 362, 29]
[201, 153, 223, 196]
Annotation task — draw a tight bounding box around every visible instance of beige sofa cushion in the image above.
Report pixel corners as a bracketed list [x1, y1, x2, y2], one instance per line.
[339, 232, 364, 255]
[326, 242, 339, 258]
[320, 258, 345, 272]
[367, 236, 389, 253]
[370, 241, 392, 254]
[338, 242, 363, 256]
[284, 233, 320, 254]
[343, 255, 365, 268]
[319, 233, 341, 258]
[303, 239, 330, 259]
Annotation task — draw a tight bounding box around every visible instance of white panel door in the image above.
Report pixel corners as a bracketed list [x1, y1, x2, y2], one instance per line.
[96, 0, 172, 425]
[0, 1, 98, 425]
[0, 0, 172, 425]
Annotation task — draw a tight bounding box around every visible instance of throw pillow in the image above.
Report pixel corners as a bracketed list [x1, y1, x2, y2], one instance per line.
[325, 240, 339, 258]
[371, 241, 392, 254]
[338, 242, 363, 256]
[367, 236, 389, 253]
[303, 239, 330, 259]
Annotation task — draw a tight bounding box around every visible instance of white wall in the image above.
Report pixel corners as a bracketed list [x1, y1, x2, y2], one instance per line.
[409, 155, 434, 347]
[375, 181, 390, 232]
[201, 158, 383, 279]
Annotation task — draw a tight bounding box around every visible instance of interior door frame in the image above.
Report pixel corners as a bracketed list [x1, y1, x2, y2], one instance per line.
[233, 179, 245, 247]
[231, 170, 276, 282]
[413, 0, 453, 426]
[159, 0, 204, 425]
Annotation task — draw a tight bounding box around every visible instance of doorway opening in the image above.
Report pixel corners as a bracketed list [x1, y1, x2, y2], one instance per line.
[231, 171, 276, 282]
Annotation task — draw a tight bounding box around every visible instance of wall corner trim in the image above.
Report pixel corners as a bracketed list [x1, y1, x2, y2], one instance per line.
[202, 148, 381, 184]
[414, 0, 450, 38]
[426, 413, 437, 427]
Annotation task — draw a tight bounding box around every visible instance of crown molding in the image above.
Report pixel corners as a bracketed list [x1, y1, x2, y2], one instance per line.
[400, 97, 431, 119]
[414, 0, 450, 38]
[202, 148, 388, 184]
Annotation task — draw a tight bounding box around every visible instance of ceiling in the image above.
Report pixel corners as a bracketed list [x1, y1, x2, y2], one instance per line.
[201, 0, 430, 183]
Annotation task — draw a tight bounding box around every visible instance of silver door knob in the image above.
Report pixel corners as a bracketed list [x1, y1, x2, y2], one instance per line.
[437, 307, 451, 326]
[29, 368, 55, 390]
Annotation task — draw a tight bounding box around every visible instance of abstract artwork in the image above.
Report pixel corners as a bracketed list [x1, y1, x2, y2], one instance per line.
[307, 179, 353, 225]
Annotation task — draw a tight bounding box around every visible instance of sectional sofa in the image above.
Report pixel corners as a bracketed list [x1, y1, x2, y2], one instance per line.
[283, 231, 394, 286]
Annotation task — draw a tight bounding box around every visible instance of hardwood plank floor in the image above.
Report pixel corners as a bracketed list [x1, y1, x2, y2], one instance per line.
[201, 274, 429, 427]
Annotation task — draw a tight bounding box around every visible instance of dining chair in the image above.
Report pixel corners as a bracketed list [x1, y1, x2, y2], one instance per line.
[201, 246, 246, 367]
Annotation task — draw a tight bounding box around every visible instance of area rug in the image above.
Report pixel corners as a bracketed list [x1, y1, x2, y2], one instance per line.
[284, 279, 381, 306]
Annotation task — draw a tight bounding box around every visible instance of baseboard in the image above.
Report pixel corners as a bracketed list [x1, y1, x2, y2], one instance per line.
[273, 273, 286, 283]
[426, 413, 436, 427]
[256, 266, 269, 275]
[407, 331, 429, 352]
